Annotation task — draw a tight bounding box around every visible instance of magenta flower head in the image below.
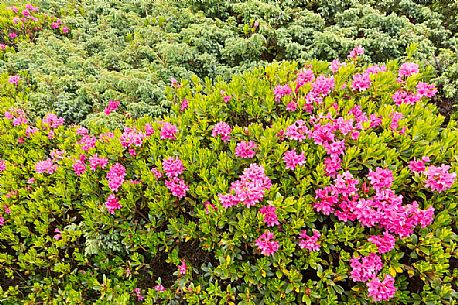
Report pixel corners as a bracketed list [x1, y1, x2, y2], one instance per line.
[8, 75, 20, 85]
[255, 230, 279, 256]
[212, 121, 231, 142]
[367, 275, 396, 302]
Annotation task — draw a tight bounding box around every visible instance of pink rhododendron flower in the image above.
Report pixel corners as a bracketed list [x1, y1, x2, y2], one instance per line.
[351, 73, 371, 91]
[295, 69, 314, 91]
[89, 155, 108, 171]
[105, 194, 121, 214]
[180, 98, 188, 111]
[390, 112, 403, 131]
[408, 158, 427, 173]
[0, 217, 4, 226]
[286, 101, 298, 111]
[35, 159, 57, 174]
[204, 201, 216, 214]
[212, 122, 231, 142]
[154, 284, 166, 292]
[53, 228, 62, 240]
[368, 168, 393, 191]
[416, 82, 437, 98]
[365, 65, 387, 75]
[367, 275, 396, 302]
[78, 135, 97, 151]
[330, 59, 345, 73]
[120, 127, 145, 149]
[368, 232, 396, 254]
[72, 160, 86, 176]
[62, 27, 69, 34]
[43, 113, 64, 128]
[273, 84, 292, 102]
[27, 178, 35, 184]
[178, 259, 187, 275]
[324, 155, 341, 177]
[424, 165, 456, 192]
[398, 62, 419, 78]
[311, 75, 335, 97]
[350, 253, 383, 282]
[285, 120, 309, 141]
[104, 100, 120, 115]
[219, 164, 272, 208]
[151, 167, 162, 179]
[298, 229, 321, 251]
[76, 126, 88, 135]
[392, 90, 420, 106]
[9, 32, 17, 39]
[259, 205, 279, 227]
[348, 45, 364, 59]
[0, 160, 6, 172]
[256, 231, 279, 256]
[144, 123, 154, 136]
[160, 122, 178, 140]
[99, 132, 114, 141]
[165, 177, 188, 198]
[283, 149, 306, 170]
[8, 75, 20, 85]
[162, 157, 185, 178]
[133, 288, 144, 301]
[106, 163, 126, 192]
[235, 141, 256, 159]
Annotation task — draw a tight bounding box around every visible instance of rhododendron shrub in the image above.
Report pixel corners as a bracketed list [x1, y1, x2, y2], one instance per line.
[0, 58, 456, 304]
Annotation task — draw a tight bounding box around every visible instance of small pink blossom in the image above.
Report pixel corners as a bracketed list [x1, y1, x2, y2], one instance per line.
[0, 217, 4, 226]
[104, 100, 120, 115]
[416, 82, 437, 98]
[8, 75, 20, 85]
[424, 164, 456, 192]
[273, 84, 292, 102]
[235, 141, 256, 159]
[151, 167, 162, 179]
[53, 228, 62, 240]
[106, 163, 126, 192]
[178, 259, 187, 275]
[180, 98, 188, 111]
[144, 123, 154, 136]
[259, 205, 279, 227]
[330, 59, 345, 73]
[367, 275, 396, 302]
[399, 62, 419, 78]
[350, 253, 383, 282]
[134, 288, 144, 301]
[72, 160, 86, 176]
[212, 122, 231, 142]
[154, 284, 166, 292]
[160, 122, 178, 140]
[0, 160, 6, 172]
[162, 157, 185, 178]
[368, 168, 393, 191]
[298, 229, 321, 251]
[105, 194, 122, 214]
[351, 73, 371, 91]
[89, 155, 109, 171]
[35, 159, 57, 174]
[256, 231, 279, 256]
[283, 149, 306, 170]
[408, 158, 427, 173]
[392, 90, 420, 106]
[348, 45, 364, 59]
[368, 232, 396, 254]
[165, 177, 188, 198]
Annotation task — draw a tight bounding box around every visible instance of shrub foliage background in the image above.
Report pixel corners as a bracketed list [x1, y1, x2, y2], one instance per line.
[0, 0, 457, 123]
[1, 54, 457, 304]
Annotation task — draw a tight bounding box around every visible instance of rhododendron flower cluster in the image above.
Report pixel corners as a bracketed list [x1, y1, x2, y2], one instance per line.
[285, 120, 309, 141]
[259, 205, 279, 227]
[330, 59, 346, 73]
[283, 149, 306, 170]
[178, 259, 187, 275]
[298, 229, 321, 251]
[104, 100, 120, 115]
[350, 253, 383, 282]
[367, 275, 396, 302]
[164, 177, 189, 199]
[160, 122, 178, 140]
[8, 75, 20, 85]
[72, 160, 86, 176]
[105, 194, 122, 214]
[212, 122, 232, 142]
[120, 127, 146, 155]
[424, 165, 456, 192]
[162, 157, 185, 178]
[89, 155, 108, 171]
[42, 113, 64, 128]
[273, 84, 292, 102]
[392, 90, 421, 106]
[0, 160, 6, 172]
[416, 82, 437, 98]
[235, 141, 256, 158]
[295, 68, 314, 91]
[218, 164, 272, 208]
[368, 232, 396, 254]
[348, 45, 364, 59]
[106, 163, 126, 192]
[35, 158, 57, 174]
[398, 62, 419, 78]
[255, 231, 279, 256]
[78, 135, 97, 151]
[408, 156, 430, 173]
[351, 73, 371, 92]
[4, 108, 28, 126]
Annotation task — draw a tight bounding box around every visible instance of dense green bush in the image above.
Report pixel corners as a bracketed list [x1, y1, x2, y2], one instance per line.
[1, 0, 457, 123]
[0, 52, 456, 304]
